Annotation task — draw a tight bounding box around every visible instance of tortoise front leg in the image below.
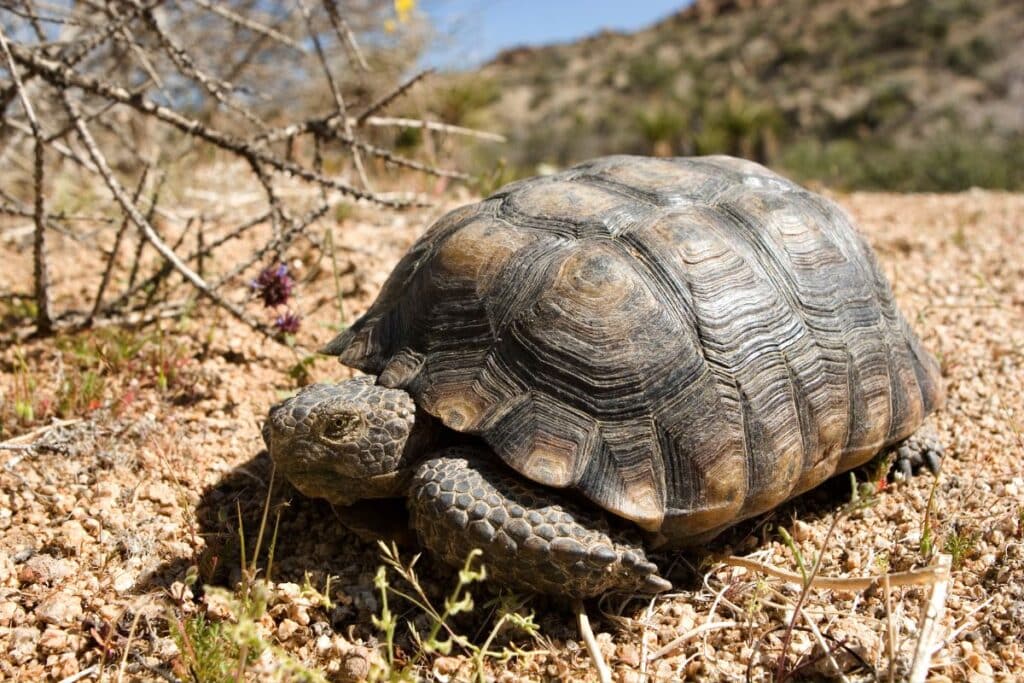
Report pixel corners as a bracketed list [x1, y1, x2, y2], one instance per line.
[409, 447, 671, 598]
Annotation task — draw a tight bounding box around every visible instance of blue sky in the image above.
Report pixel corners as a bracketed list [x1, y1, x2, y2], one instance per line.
[421, 0, 692, 68]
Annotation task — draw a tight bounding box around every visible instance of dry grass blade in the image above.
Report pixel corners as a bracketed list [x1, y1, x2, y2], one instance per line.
[909, 553, 952, 683]
[575, 601, 612, 683]
[648, 620, 738, 662]
[723, 555, 950, 591]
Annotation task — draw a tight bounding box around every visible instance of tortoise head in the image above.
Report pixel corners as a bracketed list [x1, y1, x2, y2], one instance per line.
[263, 377, 426, 505]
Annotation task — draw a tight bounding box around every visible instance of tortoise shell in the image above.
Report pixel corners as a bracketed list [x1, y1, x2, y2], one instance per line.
[324, 155, 943, 542]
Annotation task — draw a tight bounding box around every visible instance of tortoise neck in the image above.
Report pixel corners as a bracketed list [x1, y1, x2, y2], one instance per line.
[404, 407, 480, 461]
[403, 407, 447, 461]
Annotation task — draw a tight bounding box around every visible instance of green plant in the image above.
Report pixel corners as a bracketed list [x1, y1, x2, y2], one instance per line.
[0, 295, 37, 329]
[780, 135, 1024, 192]
[10, 349, 41, 426]
[287, 355, 318, 387]
[433, 77, 501, 127]
[778, 526, 810, 586]
[695, 90, 783, 162]
[942, 526, 979, 569]
[626, 54, 676, 92]
[172, 467, 331, 682]
[944, 35, 996, 74]
[473, 159, 529, 198]
[852, 455, 890, 510]
[393, 126, 422, 151]
[635, 107, 687, 155]
[920, 473, 942, 561]
[170, 612, 250, 683]
[371, 542, 544, 681]
[56, 368, 106, 416]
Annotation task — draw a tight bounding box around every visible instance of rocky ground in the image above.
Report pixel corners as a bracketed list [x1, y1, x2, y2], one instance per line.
[0, 187, 1022, 681]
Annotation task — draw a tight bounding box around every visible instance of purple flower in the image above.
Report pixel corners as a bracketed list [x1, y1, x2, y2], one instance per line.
[252, 263, 294, 308]
[274, 310, 301, 334]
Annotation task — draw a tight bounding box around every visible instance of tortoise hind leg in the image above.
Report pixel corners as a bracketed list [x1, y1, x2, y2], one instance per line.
[409, 447, 671, 598]
[890, 423, 944, 481]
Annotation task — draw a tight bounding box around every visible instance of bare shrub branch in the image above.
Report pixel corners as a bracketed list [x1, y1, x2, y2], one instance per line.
[0, 1, 501, 343]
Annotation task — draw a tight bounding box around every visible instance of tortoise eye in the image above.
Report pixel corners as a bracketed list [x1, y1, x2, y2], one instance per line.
[322, 413, 358, 441]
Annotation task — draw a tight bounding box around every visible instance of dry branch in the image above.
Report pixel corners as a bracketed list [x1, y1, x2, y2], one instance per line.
[1, 1, 482, 346]
[322, 0, 369, 71]
[356, 68, 433, 124]
[63, 94, 276, 339]
[88, 167, 149, 326]
[10, 44, 415, 206]
[188, 0, 304, 51]
[0, 22, 52, 333]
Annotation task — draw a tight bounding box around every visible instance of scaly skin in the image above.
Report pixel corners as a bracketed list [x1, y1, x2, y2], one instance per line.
[263, 377, 434, 505]
[891, 421, 945, 481]
[411, 448, 671, 597]
[264, 379, 672, 596]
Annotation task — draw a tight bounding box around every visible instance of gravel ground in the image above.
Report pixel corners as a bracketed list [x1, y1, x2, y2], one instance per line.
[0, 187, 1022, 681]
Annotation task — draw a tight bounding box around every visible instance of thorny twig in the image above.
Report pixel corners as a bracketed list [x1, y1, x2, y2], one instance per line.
[0, 1, 493, 345]
[63, 93, 278, 340]
[0, 22, 52, 333]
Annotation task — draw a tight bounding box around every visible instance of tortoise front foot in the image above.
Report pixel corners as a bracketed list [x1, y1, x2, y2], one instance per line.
[409, 447, 671, 599]
[891, 424, 944, 481]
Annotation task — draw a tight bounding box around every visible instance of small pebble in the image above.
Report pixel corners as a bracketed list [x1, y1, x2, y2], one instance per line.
[277, 618, 300, 641]
[35, 592, 83, 627]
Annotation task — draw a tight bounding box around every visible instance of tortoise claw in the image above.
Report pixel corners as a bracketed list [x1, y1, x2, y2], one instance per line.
[643, 575, 673, 594]
[896, 457, 914, 482]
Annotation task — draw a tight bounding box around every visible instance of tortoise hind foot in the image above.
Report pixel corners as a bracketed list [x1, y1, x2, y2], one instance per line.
[409, 447, 671, 598]
[890, 423, 944, 482]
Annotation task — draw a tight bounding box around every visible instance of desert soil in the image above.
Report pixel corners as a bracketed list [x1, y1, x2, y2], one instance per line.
[0, 187, 1022, 682]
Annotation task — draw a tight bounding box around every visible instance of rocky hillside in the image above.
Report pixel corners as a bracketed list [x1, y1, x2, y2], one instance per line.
[442, 0, 1024, 190]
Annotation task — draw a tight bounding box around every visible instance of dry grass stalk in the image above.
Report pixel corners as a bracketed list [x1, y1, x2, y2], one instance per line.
[909, 553, 953, 683]
[723, 554, 950, 592]
[576, 600, 612, 683]
[648, 619, 738, 662]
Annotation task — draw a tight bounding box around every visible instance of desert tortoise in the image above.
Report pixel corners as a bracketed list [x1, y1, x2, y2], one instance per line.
[264, 155, 944, 597]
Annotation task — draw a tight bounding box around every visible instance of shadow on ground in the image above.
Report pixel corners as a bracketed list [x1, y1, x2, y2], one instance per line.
[143, 444, 880, 634]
